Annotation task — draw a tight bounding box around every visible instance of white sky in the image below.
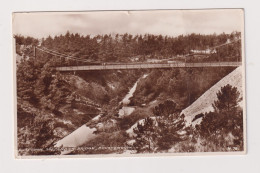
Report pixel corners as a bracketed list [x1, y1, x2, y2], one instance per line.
[13, 9, 244, 38]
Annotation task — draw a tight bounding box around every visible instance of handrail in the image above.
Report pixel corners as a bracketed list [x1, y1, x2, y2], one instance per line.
[55, 62, 241, 71]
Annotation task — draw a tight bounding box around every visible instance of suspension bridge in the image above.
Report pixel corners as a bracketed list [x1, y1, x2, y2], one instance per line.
[54, 62, 241, 71]
[31, 38, 242, 71]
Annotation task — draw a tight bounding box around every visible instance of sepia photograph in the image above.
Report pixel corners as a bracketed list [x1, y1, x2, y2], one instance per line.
[13, 9, 246, 158]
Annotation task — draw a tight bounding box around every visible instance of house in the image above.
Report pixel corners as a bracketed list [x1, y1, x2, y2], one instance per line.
[190, 48, 216, 55]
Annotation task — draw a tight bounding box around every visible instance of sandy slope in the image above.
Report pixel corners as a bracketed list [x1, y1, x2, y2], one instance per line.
[126, 117, 157, 137]
[54, 125, 96, 148]
[53, 114, 102, 154]
[181, 66, 243, 126]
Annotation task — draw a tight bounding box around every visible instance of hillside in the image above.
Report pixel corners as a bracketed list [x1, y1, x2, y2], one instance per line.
[16, 59, 144, 155]
[181, 66, 243, 126]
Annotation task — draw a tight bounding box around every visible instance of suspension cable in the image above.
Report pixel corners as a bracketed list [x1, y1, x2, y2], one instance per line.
[36, 47, 91, 62]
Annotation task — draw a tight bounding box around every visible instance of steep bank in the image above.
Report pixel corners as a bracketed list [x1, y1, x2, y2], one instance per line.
[54, 74, 148, 152]
[17, 67, 144, 155]
[181, 66, 243, 126]
[131, 67, 236, 111]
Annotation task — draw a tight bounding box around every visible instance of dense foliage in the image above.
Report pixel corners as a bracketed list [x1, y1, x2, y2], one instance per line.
[16, 47, 143, 155]
[132, 100, 186, 153]
[15, 31, 241, 65]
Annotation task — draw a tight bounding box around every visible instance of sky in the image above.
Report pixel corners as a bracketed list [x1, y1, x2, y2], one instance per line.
[13, 9, 244, 39]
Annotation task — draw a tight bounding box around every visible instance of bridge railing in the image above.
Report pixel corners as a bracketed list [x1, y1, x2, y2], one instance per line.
[55, 61, 242, 71]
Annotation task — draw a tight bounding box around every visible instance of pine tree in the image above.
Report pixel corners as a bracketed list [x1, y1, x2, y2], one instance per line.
[133, 100, 186, 153]
[198, 85, 243, 151]
[213, 84, 241, 113]
[133, 117, 156, 153]
[157, 114, 186, 151]
[155, 100, 186, 151]
[153, 99, 177, 117]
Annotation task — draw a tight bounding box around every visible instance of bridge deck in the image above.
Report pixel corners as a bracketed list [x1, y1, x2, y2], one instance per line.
[55, 62, 242, 71]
